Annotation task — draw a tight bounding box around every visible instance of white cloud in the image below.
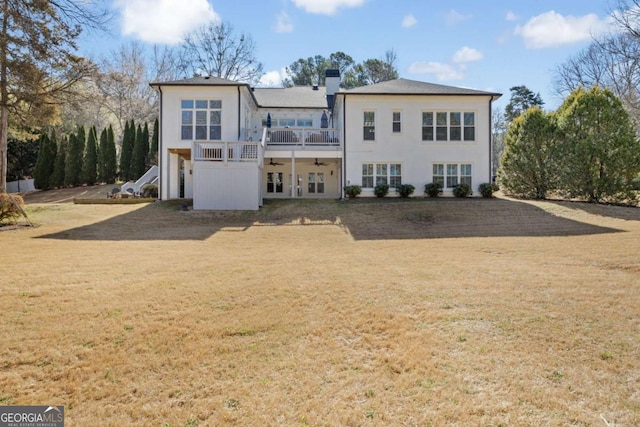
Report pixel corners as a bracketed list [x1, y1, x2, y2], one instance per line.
[402, 14, 417, 28]
[506, 11, 518, 21]
[292, 0, 365, 15]
[514, 10, 614, 49]
[275, 11, 294, 33]
[452, 46, 483, 63]
[446, 9, 472, 25]
[116, 0, 219, 44]
[258, 68, 288, 87]
[408, 61, 466, 81]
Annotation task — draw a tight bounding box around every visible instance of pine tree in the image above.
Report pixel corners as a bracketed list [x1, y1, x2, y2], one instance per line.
[51, 136, 67, 188]
[149, 118, 159, 166]
[498, 107, 558, 199]
[83, 125, 98, 185]
[555, 86, 640, 203]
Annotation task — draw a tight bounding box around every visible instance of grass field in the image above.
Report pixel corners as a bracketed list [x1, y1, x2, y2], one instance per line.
[1, 191, 639, 426]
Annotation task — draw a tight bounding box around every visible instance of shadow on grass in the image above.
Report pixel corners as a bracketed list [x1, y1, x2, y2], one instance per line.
[36, 197, 624, 242]
[543, 199, 640, 221]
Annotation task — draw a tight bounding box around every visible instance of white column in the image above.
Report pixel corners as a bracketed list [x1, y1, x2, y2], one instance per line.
[290, 150, 296, 198]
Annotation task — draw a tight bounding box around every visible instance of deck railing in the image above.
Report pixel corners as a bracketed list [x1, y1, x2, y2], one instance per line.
[194, 141, 262, 163]
[264, 128, 340, 149]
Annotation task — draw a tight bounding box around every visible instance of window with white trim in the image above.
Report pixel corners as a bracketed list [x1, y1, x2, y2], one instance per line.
[362, 163, 402, 188]
[433, 163, 473, 189]
[422, 111, 475, 142]
[181, 99, 222, 140]
[392, 111, 401, 133]
[363, 111, 375, 141]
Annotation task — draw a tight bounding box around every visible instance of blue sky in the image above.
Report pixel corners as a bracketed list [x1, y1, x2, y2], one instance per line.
[80, 0, 619, 111]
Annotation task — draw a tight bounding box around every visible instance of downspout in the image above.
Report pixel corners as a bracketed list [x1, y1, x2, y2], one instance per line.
[158, 86, 164, 200]
[489, 97, 492, 183]
[342, 95, 347, 200]
[237, 86, 241, 140]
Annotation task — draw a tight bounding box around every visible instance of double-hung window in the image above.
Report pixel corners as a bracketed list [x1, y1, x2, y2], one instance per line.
[422, 111, 475, 142]
[433, 163, 473, 189]
[181, 99, 222, 140]
[392, 112, 401, 133]
[363, 111, 375, 141]
[362, 163, 402, 188]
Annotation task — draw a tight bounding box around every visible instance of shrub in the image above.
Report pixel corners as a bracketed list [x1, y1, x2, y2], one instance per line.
[141, 184, 158, 198]
[396, 184, 415, 198]
[424, 182, 443, 198]
[0, 194, 25, 223]
[453, 183, 473, 197]
[374, 184, 389, 198]
[344, 185, 362, 199]
[478, 182, 499, 198]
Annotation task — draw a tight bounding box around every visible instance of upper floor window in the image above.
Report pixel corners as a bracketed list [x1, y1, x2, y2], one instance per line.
[422, 111, 475, 142]
[392, 112, 401, 133]
[363, 111, 375, 141]
[181, 99, 222, 141]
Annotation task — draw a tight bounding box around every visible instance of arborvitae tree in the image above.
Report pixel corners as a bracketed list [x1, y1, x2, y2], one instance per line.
[142, 122, 150, 169]
[131, 123, 148, 179]
[120, 119, 135, 181]
[105, 125, 117, 184]
[98, 128, 108, 183]
[64, 133, 82, 187]
[83, 125, 98, 185]
[149, 118, 159, 166]
[498, 107, 559, 199]
[555, 86, 640, 203]
[51, 136, 67, 188]
[33, 133, 53, 190]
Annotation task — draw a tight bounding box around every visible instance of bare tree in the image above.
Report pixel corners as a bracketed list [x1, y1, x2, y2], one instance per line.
[553, 33, 640, 123]
[179, 22, 264, 84]
[95, 42, 158, 137]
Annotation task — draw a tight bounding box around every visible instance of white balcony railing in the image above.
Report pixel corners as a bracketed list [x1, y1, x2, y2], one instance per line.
[194, 141, 262, 163]
[265, 128, 340, 148]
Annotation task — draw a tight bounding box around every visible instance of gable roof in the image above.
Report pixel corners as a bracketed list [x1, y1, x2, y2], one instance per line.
[340, 78, 501, 98]
[252, 86, 327, 109]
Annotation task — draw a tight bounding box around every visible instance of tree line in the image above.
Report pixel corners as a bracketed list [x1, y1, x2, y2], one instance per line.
[31, 118, 158, 190]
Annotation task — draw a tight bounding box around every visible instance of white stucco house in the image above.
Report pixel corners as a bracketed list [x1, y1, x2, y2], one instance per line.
[150, 71, 501, 210]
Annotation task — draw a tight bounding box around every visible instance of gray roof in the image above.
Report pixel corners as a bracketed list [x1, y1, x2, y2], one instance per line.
[149, 76, 247, 87]
[252, 86, 327, 109]
[341, 78, 501, 98]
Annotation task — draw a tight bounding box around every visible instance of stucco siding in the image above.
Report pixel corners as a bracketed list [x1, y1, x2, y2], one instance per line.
[193, 162, 262, 210]
[342, 94, 492, 196]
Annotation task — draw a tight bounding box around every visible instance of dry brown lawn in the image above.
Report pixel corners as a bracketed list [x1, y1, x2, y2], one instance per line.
[1, 193, 639, 426]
